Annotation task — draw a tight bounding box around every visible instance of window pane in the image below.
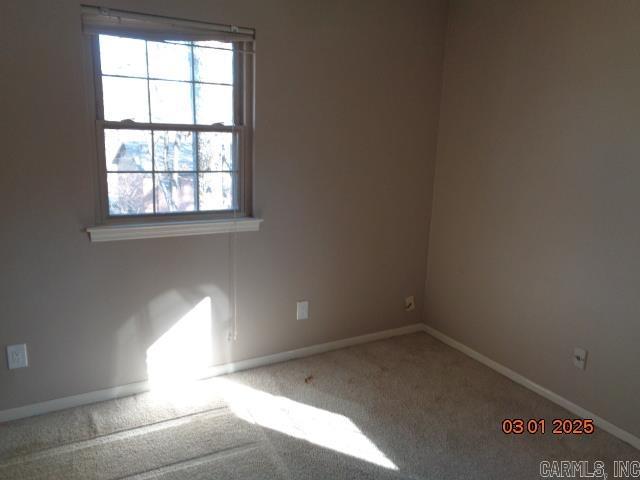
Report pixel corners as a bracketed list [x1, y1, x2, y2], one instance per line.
[195, 84, 233, 125]
[198, 132, 234, 171]
[155, 173, 196, 213]
[150, 80, 193, 124]
[147, 41, 191, 81]
[107, 173, 153, 215]
[194, 46, 233, 85]
[199, 172, 234, 211]
[153, 131, 195, 171]
[99, 35, 147, 78]
[104, 129, 152, 171]
[102, 77, 149, 122]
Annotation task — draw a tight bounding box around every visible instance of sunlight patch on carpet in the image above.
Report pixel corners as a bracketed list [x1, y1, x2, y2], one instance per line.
[215, 378, 398, 470]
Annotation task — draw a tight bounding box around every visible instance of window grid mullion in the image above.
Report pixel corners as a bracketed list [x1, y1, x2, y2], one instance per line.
[102, 73, 232, 88]
[144, 40, 156, 215]
[190, 42, 200, 212]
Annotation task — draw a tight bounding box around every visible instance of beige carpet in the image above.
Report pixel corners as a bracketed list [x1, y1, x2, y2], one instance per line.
[0, 332, 637, 479]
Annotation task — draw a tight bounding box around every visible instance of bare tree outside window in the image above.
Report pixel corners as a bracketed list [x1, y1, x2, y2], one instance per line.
[96, 34, 247, 218]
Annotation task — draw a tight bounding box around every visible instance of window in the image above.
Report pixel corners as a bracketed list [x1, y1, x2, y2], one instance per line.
[82, 7, 255, 224]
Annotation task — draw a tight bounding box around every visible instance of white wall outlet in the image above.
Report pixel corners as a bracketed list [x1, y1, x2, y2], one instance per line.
[7, 344, 29, 370]
[573, 347, 588, 370]
[296, 301, 309, 320]
[404, 296, 416, 312]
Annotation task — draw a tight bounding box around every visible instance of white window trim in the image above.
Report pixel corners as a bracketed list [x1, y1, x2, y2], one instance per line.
[86, 217, 262, 242]
[81, 7, 257, 235]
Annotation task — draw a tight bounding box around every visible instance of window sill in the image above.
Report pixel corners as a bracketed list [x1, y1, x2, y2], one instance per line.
[86, 217, 263, 242]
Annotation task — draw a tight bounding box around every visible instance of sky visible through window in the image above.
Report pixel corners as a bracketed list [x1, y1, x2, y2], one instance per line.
[99, 35, 237, 216]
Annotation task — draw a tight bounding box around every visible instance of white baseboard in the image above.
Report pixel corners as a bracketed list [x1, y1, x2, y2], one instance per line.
[0, 381, 153, 425]
[2, 321, 638, 452]
[0, 323, 424, 423]
[422, 324, 640, 451]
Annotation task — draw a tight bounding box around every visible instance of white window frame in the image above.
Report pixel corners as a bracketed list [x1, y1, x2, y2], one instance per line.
[81, 7, 258, 240]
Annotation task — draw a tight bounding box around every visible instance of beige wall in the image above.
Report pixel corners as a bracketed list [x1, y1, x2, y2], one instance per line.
[0, 0, 447, 410]
[11, 0, 638, 438]
[426, 0, 640, 437]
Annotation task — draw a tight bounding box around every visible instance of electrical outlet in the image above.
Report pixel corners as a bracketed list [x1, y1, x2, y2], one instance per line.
[573, 347, 588, 370]
[404, 296, 416, 312]
[296, 301, 309, 320]
[7, 344, 29, 370]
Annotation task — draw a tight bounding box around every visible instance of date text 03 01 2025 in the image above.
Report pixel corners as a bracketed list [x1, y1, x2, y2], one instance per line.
[502, 418, 595, 435]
